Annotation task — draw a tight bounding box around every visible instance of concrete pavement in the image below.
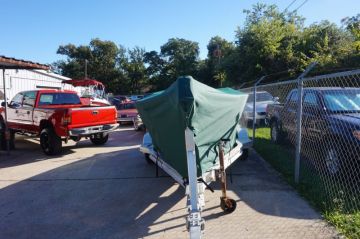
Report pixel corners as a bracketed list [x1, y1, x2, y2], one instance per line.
[0, 127, 341, 238]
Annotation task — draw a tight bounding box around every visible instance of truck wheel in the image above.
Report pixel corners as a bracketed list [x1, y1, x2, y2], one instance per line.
[40, 128, 62, 155]
[90, 133, 109, 145]
[8, 129, 15, 150]
[270, 121, 282, 144]
[323, 141, 343, 177]
[0, 126, 6, 150]
[0, 127, 15, 150]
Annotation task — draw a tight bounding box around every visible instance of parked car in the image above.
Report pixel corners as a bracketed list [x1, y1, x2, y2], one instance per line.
[117, 101, 145, 130]
[266, 87, 360, 176]
[0, 90, 118, 155]
[242, 91, 278, 125]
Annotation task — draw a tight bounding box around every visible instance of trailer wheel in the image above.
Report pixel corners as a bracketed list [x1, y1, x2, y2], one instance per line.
[239, 148, 249, 160]
[144, 154, 153, 164]
[220, 197, 237, 214]
[133, 120, 140, 131]
[90, 133, 109, 145]
[40, 128, 62, 155]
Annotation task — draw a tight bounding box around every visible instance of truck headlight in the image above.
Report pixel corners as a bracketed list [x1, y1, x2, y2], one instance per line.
[353, 130, 360, 140]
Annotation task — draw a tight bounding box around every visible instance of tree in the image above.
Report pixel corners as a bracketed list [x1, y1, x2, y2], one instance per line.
[342, 14, 360, 52]
[143, 38, 200, 91]
[54, 38, 124, 93]
[235, 4, 304, 83]
[123, 47, 148, 93]
[214, 71, 227, 87]
[160, 38, 200, 78]
[204, 36, 236, 86]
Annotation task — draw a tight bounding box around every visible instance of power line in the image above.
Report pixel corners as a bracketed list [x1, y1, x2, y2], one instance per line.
[284, 0, 298, 12]
[293, 0, 308, 12]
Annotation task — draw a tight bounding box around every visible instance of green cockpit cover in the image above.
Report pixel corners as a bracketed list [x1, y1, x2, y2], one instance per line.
[136, 76, 248, 178]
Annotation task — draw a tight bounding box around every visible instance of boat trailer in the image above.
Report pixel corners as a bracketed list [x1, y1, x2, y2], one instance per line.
[140, 127, 251, 238]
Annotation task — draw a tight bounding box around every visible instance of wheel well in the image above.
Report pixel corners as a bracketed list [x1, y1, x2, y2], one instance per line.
[39, 120, 53, 131]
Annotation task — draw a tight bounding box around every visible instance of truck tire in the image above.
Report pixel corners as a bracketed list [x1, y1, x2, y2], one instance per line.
[0, 125, 15, 150]
[90, 133, 109, 145]
[40, 128, 62, 155]
[270, 121, 282, 144]
[323, 140, 344, 177]
[0, 126, 6, 150]
[8, 129, 15, 150]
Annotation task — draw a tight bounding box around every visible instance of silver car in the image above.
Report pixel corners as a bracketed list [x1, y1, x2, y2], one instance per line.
[242, 91, 278, 125]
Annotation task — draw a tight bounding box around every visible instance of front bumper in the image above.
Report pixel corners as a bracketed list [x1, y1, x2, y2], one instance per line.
[69, 123, 118, 136]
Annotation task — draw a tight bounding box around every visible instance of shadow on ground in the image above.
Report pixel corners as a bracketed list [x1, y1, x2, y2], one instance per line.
[0, 127, 337, 239]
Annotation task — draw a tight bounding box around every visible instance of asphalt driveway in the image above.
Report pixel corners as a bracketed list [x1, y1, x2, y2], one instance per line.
[0, 127, 341, 238]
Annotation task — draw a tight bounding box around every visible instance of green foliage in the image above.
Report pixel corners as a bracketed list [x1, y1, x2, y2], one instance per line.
[252, 127, 360, 239]
[144, 38, 200, 91]
[342, 14, 360, 52]
[54, 39, 149, 94]
[54, 5, 360, 94]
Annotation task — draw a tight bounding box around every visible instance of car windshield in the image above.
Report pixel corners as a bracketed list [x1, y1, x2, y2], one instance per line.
[38, 93, 81, 105]
[118, 103, 136, 110]
[323, 90, 360, 112]
[247, 92, 273, 103]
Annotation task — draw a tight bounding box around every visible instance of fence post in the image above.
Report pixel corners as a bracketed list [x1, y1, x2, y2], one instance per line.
[294, 62, 317, 183]
[252, 76, 266, 141]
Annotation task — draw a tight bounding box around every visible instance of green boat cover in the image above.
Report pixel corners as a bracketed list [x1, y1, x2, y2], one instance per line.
[136, 76, 248, 178]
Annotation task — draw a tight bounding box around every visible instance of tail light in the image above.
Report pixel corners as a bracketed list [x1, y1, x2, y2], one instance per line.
[62, 113, 72, 126]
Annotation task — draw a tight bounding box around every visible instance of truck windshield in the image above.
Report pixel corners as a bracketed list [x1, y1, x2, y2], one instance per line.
[38, 93, 81, 106]
[247, 92, 273, 103]
[324, 90, 360, 112]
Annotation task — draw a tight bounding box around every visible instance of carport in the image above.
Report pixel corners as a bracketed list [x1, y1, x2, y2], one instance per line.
[0, 56, 50, 153]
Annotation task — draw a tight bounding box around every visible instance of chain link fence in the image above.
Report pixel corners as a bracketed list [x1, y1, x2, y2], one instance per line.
[240, 68, 360, 237]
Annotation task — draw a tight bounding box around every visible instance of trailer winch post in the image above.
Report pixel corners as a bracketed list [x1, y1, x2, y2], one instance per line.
[185, 128, 204, 239]
[218, 140, 237, 213]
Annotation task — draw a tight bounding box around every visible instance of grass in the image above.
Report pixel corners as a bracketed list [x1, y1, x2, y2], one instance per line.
[250, 127, 360, 239]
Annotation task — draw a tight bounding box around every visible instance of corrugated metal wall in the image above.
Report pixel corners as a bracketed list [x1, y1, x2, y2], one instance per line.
[0, 69, 73, 101]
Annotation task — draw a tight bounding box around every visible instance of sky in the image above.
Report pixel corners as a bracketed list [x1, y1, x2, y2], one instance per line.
[0, 0, 359, 65]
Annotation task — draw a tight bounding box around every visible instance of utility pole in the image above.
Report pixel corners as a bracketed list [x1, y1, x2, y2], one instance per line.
[214, 44, 223, 87]
[85, 59, 88, 78]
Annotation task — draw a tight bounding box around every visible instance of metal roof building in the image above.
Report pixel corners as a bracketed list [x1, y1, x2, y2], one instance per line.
[0, 56, 72, 103]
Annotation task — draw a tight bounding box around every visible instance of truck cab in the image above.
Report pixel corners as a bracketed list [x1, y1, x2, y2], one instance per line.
[1, 89, 118, 155]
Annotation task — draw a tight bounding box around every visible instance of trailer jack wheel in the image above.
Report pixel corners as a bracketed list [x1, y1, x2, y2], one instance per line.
[220, 197, 237, 213]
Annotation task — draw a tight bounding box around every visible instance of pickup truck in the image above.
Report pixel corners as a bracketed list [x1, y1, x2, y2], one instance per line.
[266, 87, 360, 176]
[0, 89, 118, 155]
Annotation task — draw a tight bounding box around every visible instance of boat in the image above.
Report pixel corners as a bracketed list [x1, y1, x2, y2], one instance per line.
[63, 78, 110, 106]
[136, 76, 250, 238]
